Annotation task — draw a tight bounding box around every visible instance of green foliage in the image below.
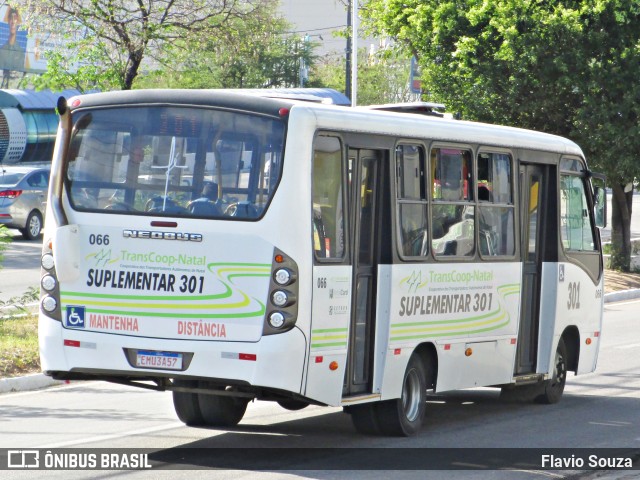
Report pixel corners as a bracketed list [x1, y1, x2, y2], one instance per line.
[33, 40, 125, 92]
[362, 0, 640, 268]
[0, 225, 10, 269]
[135, 15, 314, 89]
[310, 48, 415, 105]
[0, 287, 40, 312]
[25, 0, 277, 90]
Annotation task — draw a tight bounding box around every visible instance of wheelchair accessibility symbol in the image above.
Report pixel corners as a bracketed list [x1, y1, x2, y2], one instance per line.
[65, 306, 86, 328]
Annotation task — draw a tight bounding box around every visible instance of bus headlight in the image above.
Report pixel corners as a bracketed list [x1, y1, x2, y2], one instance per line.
[272, 290, 289, 307]
[42, 296, 57, 313]
[268, 312, 286, 329]
[41, 275, 57, 292]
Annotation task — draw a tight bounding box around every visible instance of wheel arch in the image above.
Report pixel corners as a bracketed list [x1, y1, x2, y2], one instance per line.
[414, 342, 438, 390]
[561, 326, 580, 373]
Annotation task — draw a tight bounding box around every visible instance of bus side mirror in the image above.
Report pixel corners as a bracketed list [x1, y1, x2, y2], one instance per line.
[591, 174, 606, 229]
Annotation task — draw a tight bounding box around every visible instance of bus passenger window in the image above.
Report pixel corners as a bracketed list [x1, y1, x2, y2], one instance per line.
[432, 204, 475, 256]
[432, 148, 472, 201]
[477, 152, 515, 257]
[431, 147, 475, 257]
[312, 136, 345, 260]
[396, 144, 428, 258]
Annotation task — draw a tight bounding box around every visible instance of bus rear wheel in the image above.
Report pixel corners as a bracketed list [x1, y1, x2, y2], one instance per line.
[376, 353, 427, 436]
[198, 388, 249, 427]
[172, 380, 205, 426]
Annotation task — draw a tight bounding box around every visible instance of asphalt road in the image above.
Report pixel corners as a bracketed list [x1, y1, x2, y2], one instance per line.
[0, 231, 42, 303]
[1, 299, 639, 479]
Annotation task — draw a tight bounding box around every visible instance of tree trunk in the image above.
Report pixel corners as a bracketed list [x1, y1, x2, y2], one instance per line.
[123, 49, 145, 90]
[609, 183, 633, 271]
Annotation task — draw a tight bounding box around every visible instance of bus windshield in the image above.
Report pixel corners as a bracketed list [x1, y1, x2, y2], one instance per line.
[65, 106, 285, 220]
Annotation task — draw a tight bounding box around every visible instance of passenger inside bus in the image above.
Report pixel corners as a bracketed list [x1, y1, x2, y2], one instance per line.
[188, 182, 222, 217]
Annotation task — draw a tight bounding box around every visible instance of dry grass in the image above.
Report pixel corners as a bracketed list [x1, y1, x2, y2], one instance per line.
[0, 313, 40, 378]
[604, 269, 640, 294]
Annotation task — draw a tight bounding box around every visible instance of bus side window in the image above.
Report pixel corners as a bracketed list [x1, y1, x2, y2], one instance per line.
[396, 144, 428, 258]
[431, 147, 475, 257]
[312, 136, 345, 260]
[477, 152, 515, 257]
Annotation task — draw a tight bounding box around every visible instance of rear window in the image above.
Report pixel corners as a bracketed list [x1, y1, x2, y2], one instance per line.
[0, 171, 25, 186]
[65, 106, 285, 220]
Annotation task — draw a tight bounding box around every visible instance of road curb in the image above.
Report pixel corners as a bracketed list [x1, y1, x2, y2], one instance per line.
[604, 288, 640, 304]
[0, 373, 64, 394]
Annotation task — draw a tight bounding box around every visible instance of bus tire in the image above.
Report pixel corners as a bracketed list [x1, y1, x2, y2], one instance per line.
[277, 399, 309, 411]
[376, 353, 427, 436]
[198, 389, 249, 427]
[535, 338, 567, 405]
[349, 402, 381, 435]
[172, 380, 205, 426]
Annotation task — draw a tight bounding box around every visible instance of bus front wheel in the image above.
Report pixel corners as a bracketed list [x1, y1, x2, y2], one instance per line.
[535, 338, 567, 404]
[376, 353, 427, 436]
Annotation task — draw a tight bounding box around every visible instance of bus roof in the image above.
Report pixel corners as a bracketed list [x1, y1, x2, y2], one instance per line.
[299, 102, 584, 158]
[65, 89, 303, 117]
[65, 89, 583, 158]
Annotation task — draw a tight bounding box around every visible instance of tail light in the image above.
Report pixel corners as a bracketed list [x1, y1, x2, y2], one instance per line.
[0, 189, 22, 199]
[263, 248, 299, 335]
[40, 241, 62, 322]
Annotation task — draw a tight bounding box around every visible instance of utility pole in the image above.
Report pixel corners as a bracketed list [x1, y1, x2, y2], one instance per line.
[345, 2, 351, 102]
[351, 0, 358, 107]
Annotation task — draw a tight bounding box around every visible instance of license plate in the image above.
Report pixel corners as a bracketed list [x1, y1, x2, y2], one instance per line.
[135, 350, 183, 370]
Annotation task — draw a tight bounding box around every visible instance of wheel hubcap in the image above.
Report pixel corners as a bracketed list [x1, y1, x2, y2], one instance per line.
[29, 216, 41, 237]
[402, 368, 421, 422]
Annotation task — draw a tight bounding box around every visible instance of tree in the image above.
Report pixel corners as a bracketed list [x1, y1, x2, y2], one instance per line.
[135, 13, 314, 89]
[362, 0, 640, 270]
[310, 47, 416, 105]
[25, 0, 274, 91]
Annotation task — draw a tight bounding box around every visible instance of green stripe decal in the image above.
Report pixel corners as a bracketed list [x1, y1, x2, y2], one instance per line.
[311, 328, 348, 349]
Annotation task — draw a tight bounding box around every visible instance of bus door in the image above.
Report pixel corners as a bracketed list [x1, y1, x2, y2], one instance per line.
[516, 163, 548, 375]
[343, 149, 383, 396]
